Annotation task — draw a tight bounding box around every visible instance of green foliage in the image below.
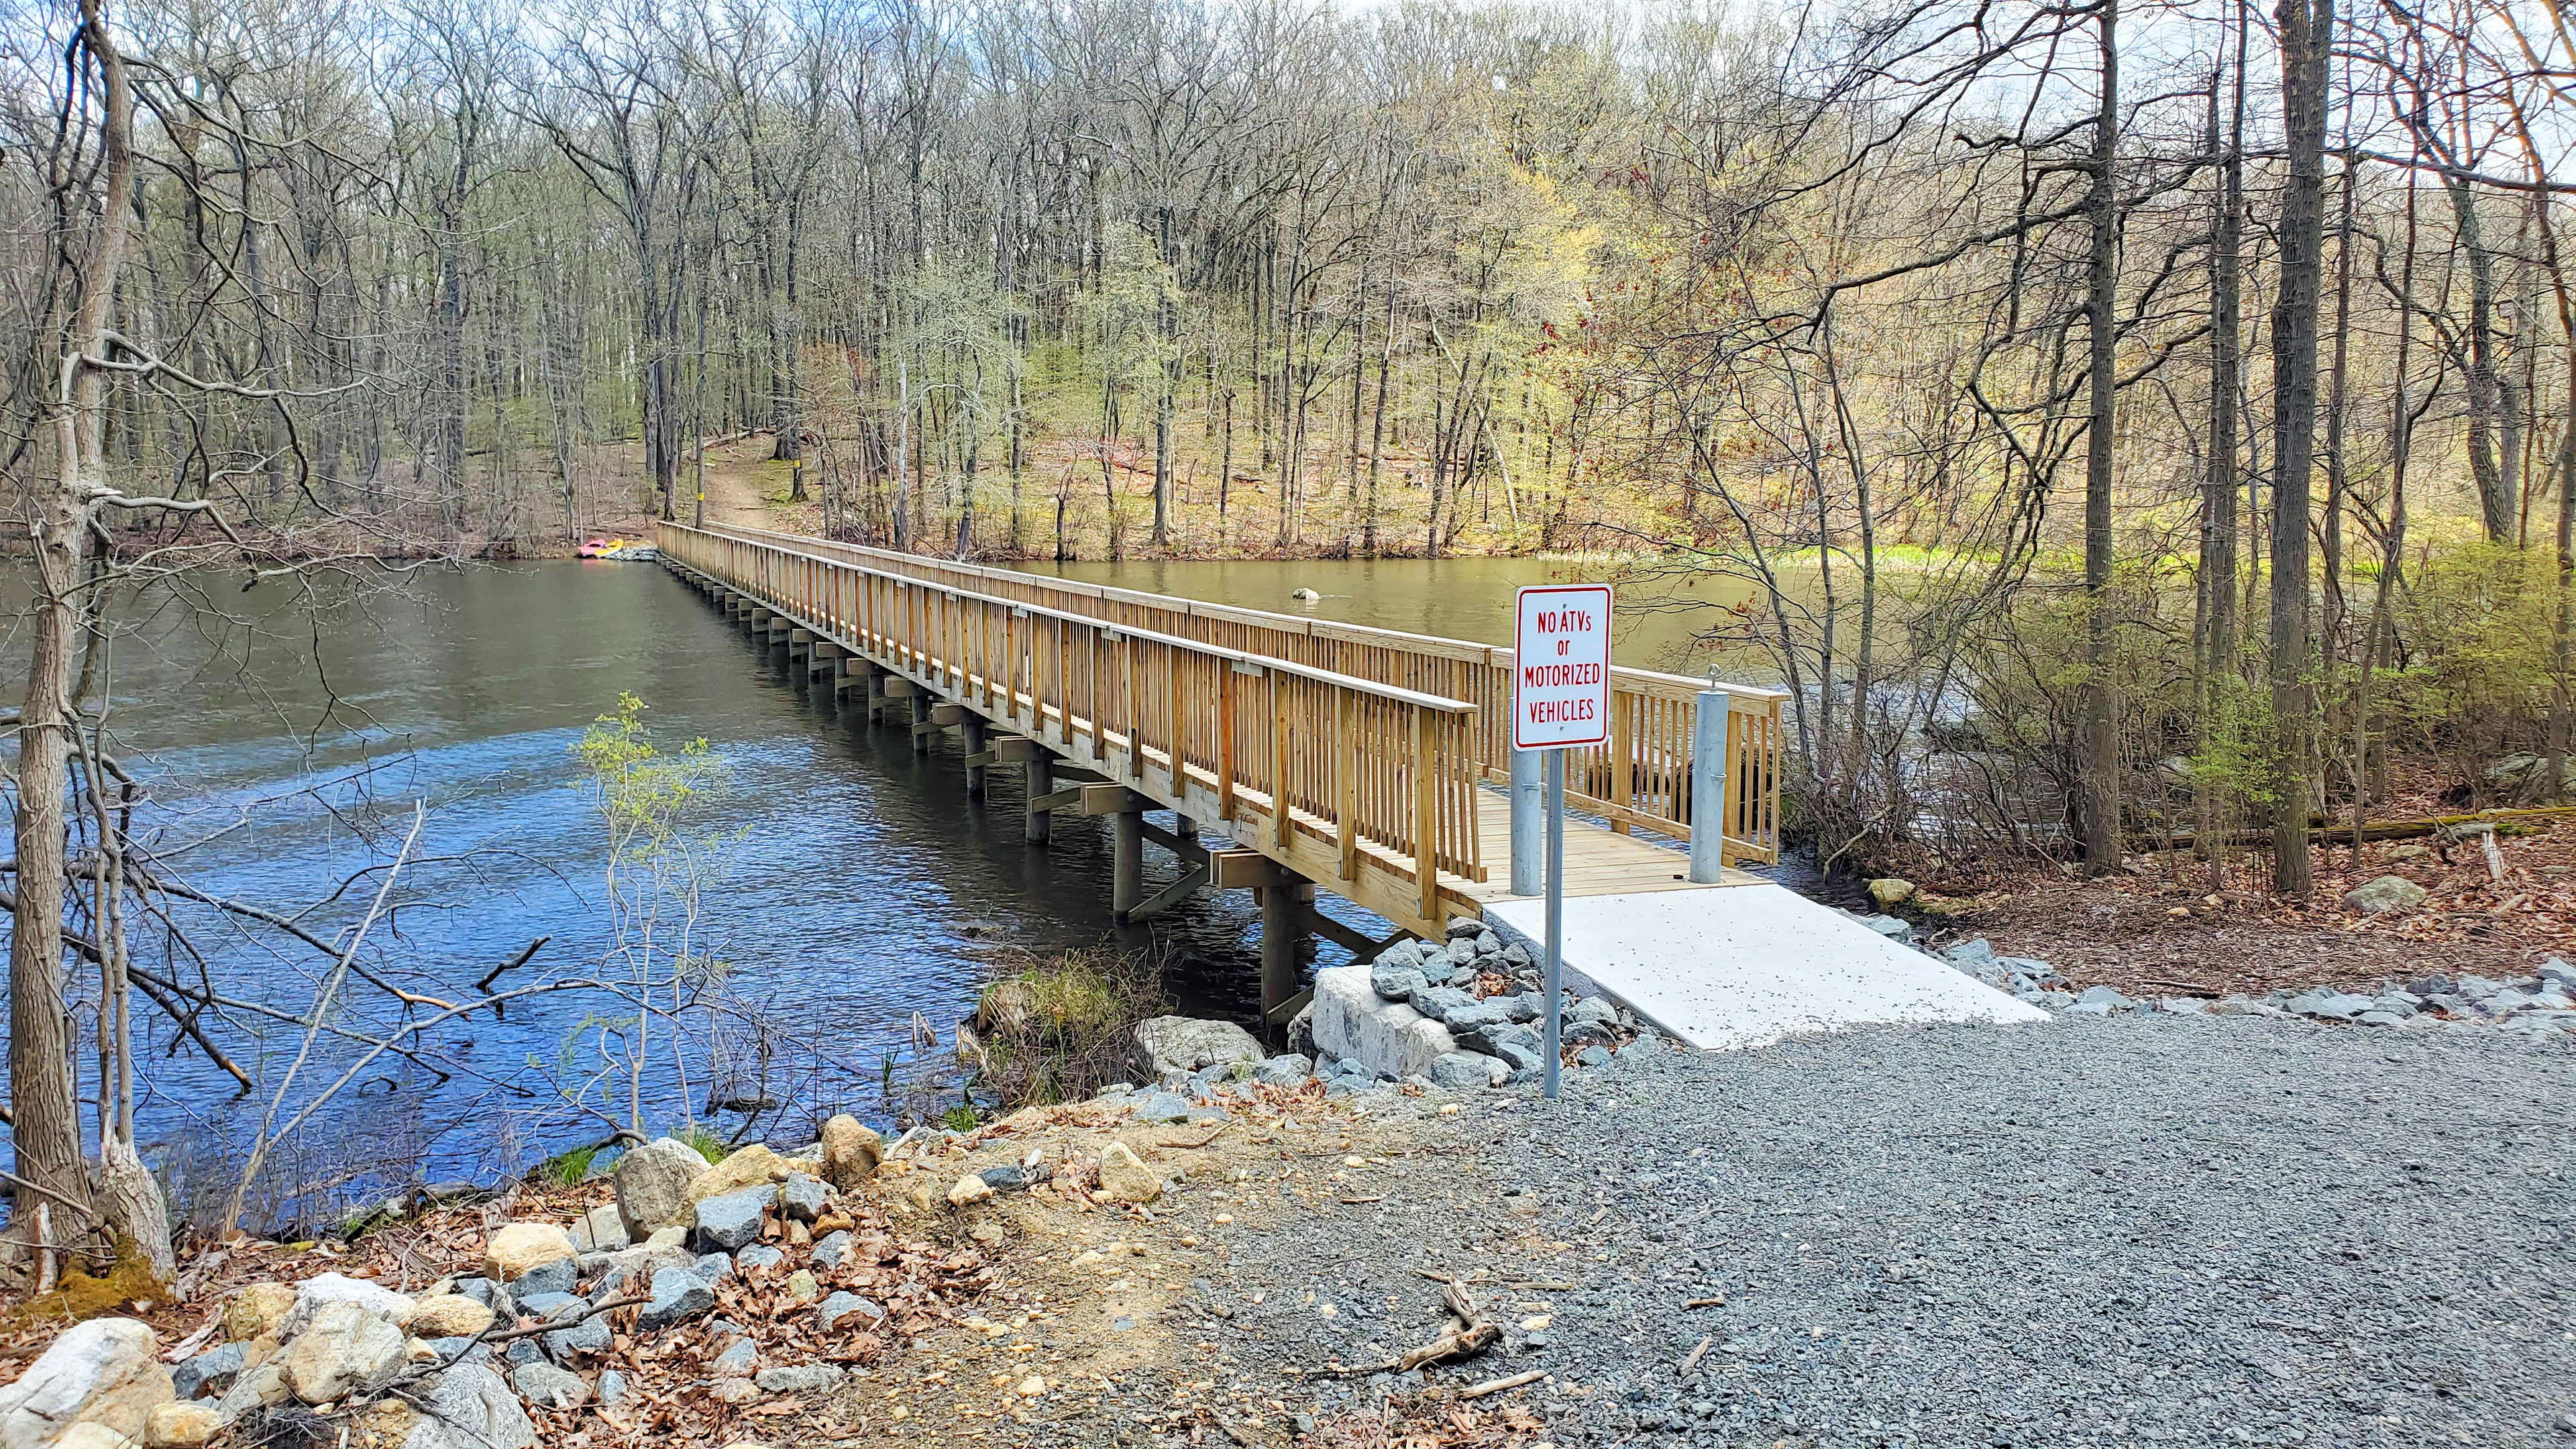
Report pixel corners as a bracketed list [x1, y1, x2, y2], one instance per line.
[682, 1127, 727, 1165]
[962, 945, 1167, 1109]
[541, 1145, 600, 1186]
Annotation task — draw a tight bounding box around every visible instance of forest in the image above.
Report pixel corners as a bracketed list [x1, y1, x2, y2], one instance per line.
[7, 0, 2576, 1254]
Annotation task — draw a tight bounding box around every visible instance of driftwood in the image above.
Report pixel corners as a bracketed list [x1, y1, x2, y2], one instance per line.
[1305, 1275, 1499, 1378]
[1458, 1368, 1548, 1399]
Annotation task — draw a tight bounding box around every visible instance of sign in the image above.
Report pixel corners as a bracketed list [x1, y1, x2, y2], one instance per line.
[1512, 584, 1613, 751]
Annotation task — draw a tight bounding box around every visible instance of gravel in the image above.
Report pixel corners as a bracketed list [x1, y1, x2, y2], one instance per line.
[1483, 1015, 2576, 1448]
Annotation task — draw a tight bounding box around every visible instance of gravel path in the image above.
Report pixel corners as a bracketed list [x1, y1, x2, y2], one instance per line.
[1452, 1015, 2576, 1449]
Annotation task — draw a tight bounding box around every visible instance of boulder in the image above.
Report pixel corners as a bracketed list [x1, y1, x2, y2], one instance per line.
[735, 1245, 785, 1273]
[2342, 875, 2428, 915]
[404, 1296, 494, 1340]
[778, 1174, 828, 1223]
[54, 1429, 135, 1449]
[809, 1232, 854, 1271]
[1943, 938, 1997, 967]
[569, 1203, 629, 1254]
[142, 1401, 219, 1448]
[484, 1224, 576, 1285]
[1369, 962, 1428, 1003]
[283, 1301, 405, 1405]
[403, 1365, 534, 1449]
[1407, 985, 1474, 1022]
[1371, 938, 1426, 973]
[1097, 1141, 1165, 1204]
[167, 1346, 245, 1405]
[635, 1267, 716, 1332]
[1130, 1017, 1264, 1083]
[1441, 998, 1514, 1036]
[2384, 843, 2431, 862]
[613, 1138, 714, 1240]
[279, 1275, 418, 1340]
[753, 1365, 843, 1395]
[692, 1185, 775, 1253]
[0, 1318, 172, 1448]
[1868, 877, 1916, 908]
[684, 1145, 794, 1207]
[818, 1116, 880, 1191]
[1309, 966, 1457, 1080]
[221, 1284, 297, 1344]
[1253, 1053, 1312, 1087]
[1127, 1090, 1197, 1124]
[539, 1301, 610, 1364]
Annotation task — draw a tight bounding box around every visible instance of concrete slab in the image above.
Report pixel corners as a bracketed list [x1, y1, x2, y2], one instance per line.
[1483, 883, 2049, 1051]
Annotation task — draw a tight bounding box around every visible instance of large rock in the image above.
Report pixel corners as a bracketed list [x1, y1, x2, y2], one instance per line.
[685, 1145, 794, 1207]
[283, 1301, 405, 1405]
[1309, 966, 1457, 1080]
[1868, 877, 1916, 908]
[1130, 1017, 1264, 1084]
[613, 1137, 713, 1240]
[143, 1401, 220, 1447]
[0, 1318, 172, 1448]
[403, 1295, 494, 1340]
[636, 1267, 716, 1332]
[694, 1185, 776, 1252]
[1428, 1052, 1506, 1091]
[814, 1293, 885, 1333]
[2343, 875, 2428, 914]
[569, 1203, 629, 1254]
[1097, 1141, 1165, 1203]
[278, 1274, 417, 1340]
[1369, 961, 1428, 1003]
[818, 1116, 881, 1191]
[221, 1284, 296, 1344]
[485, 1224, 576, 1286]
[508, 1361, 588, 1411]
[402, 1364, 534, 1449]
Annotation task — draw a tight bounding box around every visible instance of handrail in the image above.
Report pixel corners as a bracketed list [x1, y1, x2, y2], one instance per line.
[687, 521, 1784, 863]
[655, 521, 1489, 932]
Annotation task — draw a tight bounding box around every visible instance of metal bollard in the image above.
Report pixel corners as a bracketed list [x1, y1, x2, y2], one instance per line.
[1688, 690, 1732, 884]
[1510, 746, 1543, 896]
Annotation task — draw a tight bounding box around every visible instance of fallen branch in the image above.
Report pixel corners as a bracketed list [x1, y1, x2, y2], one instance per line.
[1682, 1296, 1727, 1309]
[1458, 1369, 1547, 1399]
[1679, 1336, 1713, 1374]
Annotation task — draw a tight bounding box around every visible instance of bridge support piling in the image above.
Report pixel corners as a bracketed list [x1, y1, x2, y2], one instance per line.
[1024, 754, 1054, 843]
[910, 694, 932, 753]
[1111, 799, 1144, 920]
[962, 717, 986, 797]
[1258, 881, 1316, 1018]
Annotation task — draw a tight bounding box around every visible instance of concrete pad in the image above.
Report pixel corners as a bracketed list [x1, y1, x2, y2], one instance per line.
[1483, 883, 2049, 1051]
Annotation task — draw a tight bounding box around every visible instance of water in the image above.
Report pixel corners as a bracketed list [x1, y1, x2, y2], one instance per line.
[42, 561, 1385, 1224]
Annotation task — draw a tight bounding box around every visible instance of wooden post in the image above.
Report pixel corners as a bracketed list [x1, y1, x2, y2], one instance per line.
[1112, 797, 1144, 921]
[1259, 881, 1315, 1018]
[1412, 706, 1440, 925]
[911, 693, 932, 753]
[1026, 753, 1054, 845]
[864, 668, 884, 722]
[963, 716, 986, 798]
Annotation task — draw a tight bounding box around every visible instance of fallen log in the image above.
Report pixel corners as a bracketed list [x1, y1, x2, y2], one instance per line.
[2128, 803, 2576, 853]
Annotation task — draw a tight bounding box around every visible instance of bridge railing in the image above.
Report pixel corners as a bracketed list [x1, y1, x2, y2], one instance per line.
[656, 521, 1487, 930]
[676, 522, 1785, 865]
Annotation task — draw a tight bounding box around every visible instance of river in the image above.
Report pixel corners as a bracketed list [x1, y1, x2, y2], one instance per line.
[30, 553, 1791, 1230]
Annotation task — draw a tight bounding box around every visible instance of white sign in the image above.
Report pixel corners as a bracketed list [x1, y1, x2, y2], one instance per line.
[1513, 584, 1612, 750]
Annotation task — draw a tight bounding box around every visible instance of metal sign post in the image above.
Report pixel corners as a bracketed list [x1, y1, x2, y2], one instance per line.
[1513, 585, 1612, 1104]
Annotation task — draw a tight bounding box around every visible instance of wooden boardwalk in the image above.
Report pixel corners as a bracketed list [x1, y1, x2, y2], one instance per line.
[651, 521, 1782, 1006]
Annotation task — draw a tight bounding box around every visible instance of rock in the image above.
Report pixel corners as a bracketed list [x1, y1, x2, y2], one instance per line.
[1254, 1053, 1312, 1086]
[710, 1340, 759, 1378]
[486, 1223, 577, 1285]
[142, 1401, 219, 1448]
[1575, 1045, 1611, 1068]
[1131, 1016, 1265, 1083]
[777, 1173, 828, 1223]
[539, 1301, 610, 1363]
[977, 1166, 1027, 1191]
[1849, 914, 1913, 943]
[1444, 938, 1478, 966]
[1441, 998, 1514, 1036]
[1564, 996, 1616, 1026]
[1370, 962, 1429, 1002]
[2385, 843, 2431, 861]
[685, 1145, 794, 1207]
[221, 1284, 297, 1344]
[818, 1116, 881, 1191]
[1445, 916, 1483, 940]
[512, 1256, 577, 1300]
[753, 1365, 843, 1395]
[2541, 958, 2576, 991]
[1097, 1141, 1165, 1203]
[2074, 985, 2135, 1011]
[735, 1244, 784, 1273]
[1868, 877, 1915, 908]
[0, 1318, 171, 1448]
[693, 1185, 776, 1252]
[814, 1293, 885, 1333]
[614, 1137, 714, 1240]
[167, 1346, 245, 1405]
[689, 1252, 736, 1285]
[809, 1232, 854, 1270]
[453, 1277, 513, 1318]
[1128, 1090, 1197, 1124]
[2286, 989, 2377, 1022]
[635, 1267, 716, 1332]
[2342, 875, 2428, 914]
[508, 1360, 589, 1412]
[595, 1371, 627, 1407]
[948, 1174, 994, 1207]
[1462, 1022, 1544, 1072]
[1504, 993, 1543, 1024]
[784, 1271, 818, 1305]
[1943, 938, 1997, 967]
[405, 1295, 494, 1340]
[1428, 1052, 1505, 1090]
[278, 1274, 419, 1339]
[284, 1301, 406, 1405]
[2357, 1010, 2410, 1027]
[1407, 985, 1473, 1021]
[53, 1429, 134, 1449]
[569, 1203, 629, 1254]
[211, 1365, 287, 1426]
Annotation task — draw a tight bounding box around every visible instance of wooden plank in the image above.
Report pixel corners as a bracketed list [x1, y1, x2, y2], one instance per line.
[1309, 912, 1399, 960]
[881, 675, 917, 698]
[1126, 861, 1212, 920]
[1210, 849, 1285, 890]
[1262, 985, 1313, 1026]
[1079, 784, 1140, 816]
[994, 736, 1042, 764]
[1028, 786, 1087, 814]
[930, 702, 967, 726]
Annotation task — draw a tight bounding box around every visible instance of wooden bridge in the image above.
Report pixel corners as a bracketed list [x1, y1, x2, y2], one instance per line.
[651, 519, 1789, 1021]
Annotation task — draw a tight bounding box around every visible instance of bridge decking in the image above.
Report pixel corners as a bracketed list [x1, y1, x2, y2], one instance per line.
[652, 521, 1780, 944]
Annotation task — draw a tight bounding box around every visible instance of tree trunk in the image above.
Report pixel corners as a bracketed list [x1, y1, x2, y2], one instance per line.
[2077, 0, 2123, 871]
[2268, 0, 2333, 898]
